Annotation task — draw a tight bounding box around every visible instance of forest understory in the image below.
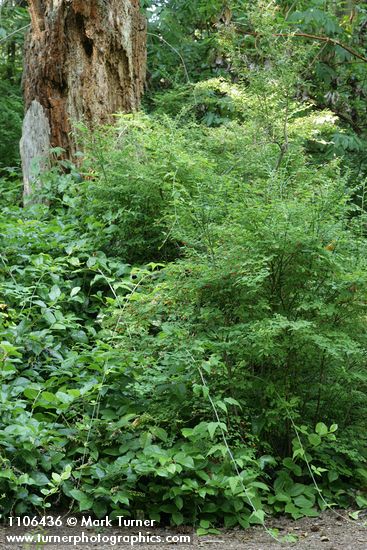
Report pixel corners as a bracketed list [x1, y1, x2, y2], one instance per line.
[1, 1, 367, 547]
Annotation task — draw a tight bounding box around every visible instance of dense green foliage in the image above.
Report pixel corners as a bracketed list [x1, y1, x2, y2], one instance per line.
[0, 1, 28, 170]
[1, 0, 367, 533]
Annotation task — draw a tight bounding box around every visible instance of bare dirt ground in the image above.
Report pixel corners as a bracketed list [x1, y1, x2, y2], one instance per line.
[1, 511, 366, 549]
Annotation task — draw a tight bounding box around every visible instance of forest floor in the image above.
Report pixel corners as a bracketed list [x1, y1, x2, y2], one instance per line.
[1, 511, 366, 549]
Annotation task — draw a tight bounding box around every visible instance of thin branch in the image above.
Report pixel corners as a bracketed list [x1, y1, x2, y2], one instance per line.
[147, 31, 191, 84]
[285, 1, 298, 20]
[0, 22, 30, 45]
[275, 93, 289, 172]
[242, 30, 367, 63]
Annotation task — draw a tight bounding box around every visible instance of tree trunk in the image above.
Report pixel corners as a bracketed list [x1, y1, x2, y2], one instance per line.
[21, 0, 146, 199]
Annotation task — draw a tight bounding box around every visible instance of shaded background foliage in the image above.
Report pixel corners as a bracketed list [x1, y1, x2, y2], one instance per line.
[0, 0, 27, 170]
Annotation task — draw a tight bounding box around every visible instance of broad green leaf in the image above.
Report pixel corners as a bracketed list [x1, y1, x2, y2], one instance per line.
[55, 391, 75, 404]
[173, 453, 194, 469]
[207, 422, 219, 439]
[315, 422, 328, 436]
[150, 427, 168, 442]
[294, 495, 314, 508]
[166, 463, 176, 474]
[68, 257, 80, 266]
[199, 519, 210, 529]
[228, 477, 239, 494]
[24, 387, 41, 400]
[43, 310, 56, 325]
[93, 500, 108, 519]
[70, 489, 93, 511]
[51, 473, 61, 483]
[40, 391, 59, 403]
[308, 433, 321, 447]
[70, 286, 81, 297]
[49, 285, 61, 301]
[172, 511, 184, 525]
[249, 510, 265, 524]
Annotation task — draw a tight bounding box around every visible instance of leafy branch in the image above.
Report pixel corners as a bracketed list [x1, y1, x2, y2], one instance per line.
[242, 30, 367, 63]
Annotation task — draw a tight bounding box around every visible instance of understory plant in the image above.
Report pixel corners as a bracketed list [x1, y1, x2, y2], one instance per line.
[1, 97, 367, 525]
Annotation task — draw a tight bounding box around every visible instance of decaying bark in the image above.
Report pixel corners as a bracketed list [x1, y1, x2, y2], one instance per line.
[20, 99, 51, 197]
[21, 0, 146, 199]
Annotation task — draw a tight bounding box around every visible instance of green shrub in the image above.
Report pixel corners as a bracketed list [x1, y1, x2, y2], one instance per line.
[1, 37, 367, 523]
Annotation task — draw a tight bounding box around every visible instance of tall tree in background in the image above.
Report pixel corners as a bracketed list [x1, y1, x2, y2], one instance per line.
[21, 0, 146, 198]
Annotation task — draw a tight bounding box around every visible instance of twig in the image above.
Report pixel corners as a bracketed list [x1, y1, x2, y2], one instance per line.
[275, 93, 289, 172]
[147, 31, 191, 84]
[0, 23, 30, 45]
[242, 30, 367, 63]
